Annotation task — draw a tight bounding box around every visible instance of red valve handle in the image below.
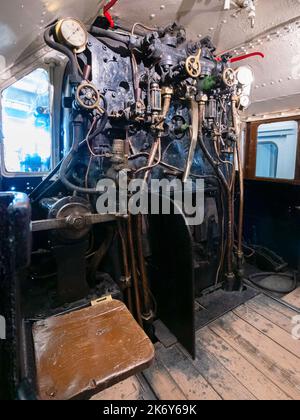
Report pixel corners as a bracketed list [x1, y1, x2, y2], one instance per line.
[229, 52, 265, 63]
[101, 0, 119, 28]
[215, 51, 264, 62]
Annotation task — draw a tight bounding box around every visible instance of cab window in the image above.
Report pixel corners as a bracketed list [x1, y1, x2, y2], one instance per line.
[255, 121, 298, 180]
[1, 68, 52, 174]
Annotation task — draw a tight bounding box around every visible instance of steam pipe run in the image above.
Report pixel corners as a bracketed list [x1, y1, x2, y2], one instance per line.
[197, 97, 234, 278]
[183, 99, 199, 183]
[136, 214, 153, 319]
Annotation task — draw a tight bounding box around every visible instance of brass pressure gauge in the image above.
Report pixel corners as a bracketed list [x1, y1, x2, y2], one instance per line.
[55, 18, 88, 53]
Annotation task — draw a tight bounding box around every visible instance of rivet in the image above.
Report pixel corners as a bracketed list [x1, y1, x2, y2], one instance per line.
[160, 5, 165, 10]
[150, 14, 156, 19]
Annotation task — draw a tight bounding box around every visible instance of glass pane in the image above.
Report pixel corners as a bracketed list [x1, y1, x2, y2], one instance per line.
[256, 121, 298, 180]
[1, 68, 51, 173]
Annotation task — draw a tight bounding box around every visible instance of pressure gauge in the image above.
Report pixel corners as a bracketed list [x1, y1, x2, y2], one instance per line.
[238, 95, 251, 109]
[55, 18, 88, 53]
[236, 66, 254, 86]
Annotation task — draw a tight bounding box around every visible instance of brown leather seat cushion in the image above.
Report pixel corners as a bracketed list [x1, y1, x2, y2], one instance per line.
[32, 299, 154, 400]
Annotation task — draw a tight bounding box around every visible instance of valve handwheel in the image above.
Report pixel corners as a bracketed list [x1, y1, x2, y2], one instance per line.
[223, 68, 237, 87]
[76, 82, 104, 114]
[185, 49, 202, 78]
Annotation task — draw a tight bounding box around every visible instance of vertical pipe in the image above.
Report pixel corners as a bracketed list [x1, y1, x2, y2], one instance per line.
[143, 138, 160, 183]
[183, 99, 199, 183]
[136, 214, 152, 317]
[231, 96, 244, 268]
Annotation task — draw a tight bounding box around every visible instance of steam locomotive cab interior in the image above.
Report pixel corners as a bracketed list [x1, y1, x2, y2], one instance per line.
[1, 1, 300, 401]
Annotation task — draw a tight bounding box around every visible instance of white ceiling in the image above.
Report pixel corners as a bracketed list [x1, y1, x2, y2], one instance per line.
[0, 0, 300, 115]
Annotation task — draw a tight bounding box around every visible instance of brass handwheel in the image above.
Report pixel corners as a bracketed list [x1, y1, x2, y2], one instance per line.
[222, 68, 237, 87]
[76, 82, 104, 114]
[185, 48, 202, 78]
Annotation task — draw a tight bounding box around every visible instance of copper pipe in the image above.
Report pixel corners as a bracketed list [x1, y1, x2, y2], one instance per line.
[118, 220, 133, 313]
[231, 96, 244, 261]
[183, 99, 199, 183]
[136, 214, 152, 317]
[134, 138, 161, 181]
[236, 136, 244, 261]
[127, 214, 143, 326]
[197, 98, 234, 275]
[89, 228, 115, 283]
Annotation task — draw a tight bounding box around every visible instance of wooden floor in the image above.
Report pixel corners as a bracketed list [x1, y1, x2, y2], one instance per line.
[95, 288, 300, 401]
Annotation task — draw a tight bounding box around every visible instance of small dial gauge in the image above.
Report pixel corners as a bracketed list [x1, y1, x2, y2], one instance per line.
[236, 66, 254, 86]
[238, 95, 251, 109]
[55, 18, 88, 53]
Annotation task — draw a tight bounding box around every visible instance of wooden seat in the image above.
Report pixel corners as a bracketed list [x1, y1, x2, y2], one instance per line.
[32, 299, 154, 400]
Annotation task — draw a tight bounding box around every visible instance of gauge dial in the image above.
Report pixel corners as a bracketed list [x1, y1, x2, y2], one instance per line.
[55, 18, 88, 53]
[238, 95, 251, 109]
[236, 66, 254, 86]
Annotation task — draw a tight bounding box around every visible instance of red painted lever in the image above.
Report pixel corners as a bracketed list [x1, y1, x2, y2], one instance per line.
[101, 0, 119, 28]
[229, 52, 265, 63]
[215, 52, 264, 63]
[104, 11, 115, 28]
[104, 0, 118, 13]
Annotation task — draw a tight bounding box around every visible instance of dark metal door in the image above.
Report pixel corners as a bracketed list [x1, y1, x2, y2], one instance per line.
[149, 203, 195, 358]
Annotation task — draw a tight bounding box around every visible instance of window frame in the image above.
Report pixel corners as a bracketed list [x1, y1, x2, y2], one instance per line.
[245, 115, 300, 184]
[0, 64, 54, 178]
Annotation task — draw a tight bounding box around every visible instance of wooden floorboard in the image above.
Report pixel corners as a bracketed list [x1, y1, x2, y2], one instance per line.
[283, 287, 300, 308]
[92, 374, 156, 400]
[196, 328, 290, 400]
[188, 338, 256, 400]
[155, 343, 221, 400]
[93, 293, 300, 401]
[143, 355, 187, 400]
[210, 312, 300, 399]
[246, 295, 295, 333]
[233, 304, 300, 358]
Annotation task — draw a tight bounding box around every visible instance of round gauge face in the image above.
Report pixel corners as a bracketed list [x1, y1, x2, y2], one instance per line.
[236, 66, 254, 86]
[239, 95, 250, 109]
[59, 19, 88, 50]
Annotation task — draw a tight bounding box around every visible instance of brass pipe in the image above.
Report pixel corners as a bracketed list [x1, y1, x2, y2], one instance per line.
[127, 214, 143, 326]
[156, 87, 173, 131]
[236, 137, 244, 263]
[231, 96, 244, 264]
[143, 138, 160, 182]
[183, 98, 199, 183]
[89, 227, 115, 283]
[197, 97, 234, 276]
